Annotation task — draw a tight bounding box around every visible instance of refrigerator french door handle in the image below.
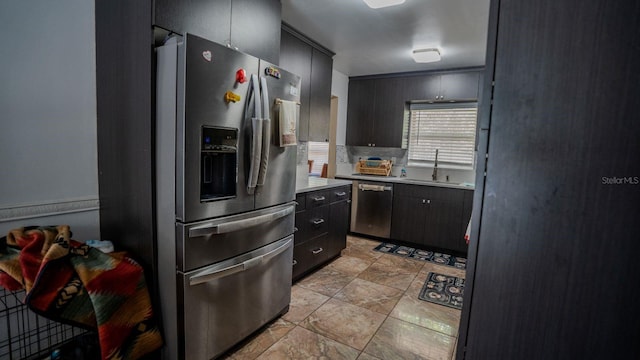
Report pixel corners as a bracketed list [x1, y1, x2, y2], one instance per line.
[257, 76, 271, 187]
[247, 74, 263, 194]
[188, 237, 292, 286]
[188, 205, 294, 238]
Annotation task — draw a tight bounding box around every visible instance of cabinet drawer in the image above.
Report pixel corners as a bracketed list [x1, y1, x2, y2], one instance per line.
[330, 186, 351, 203]
[306, 190, 331, 208]
[292, 234, 329, 280]
[306, 206, 329, 240]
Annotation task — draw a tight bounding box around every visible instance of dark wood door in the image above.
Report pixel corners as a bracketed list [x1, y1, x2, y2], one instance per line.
[230, 0, 281, 64]
[423, 197, 463, 250]
[404, 74, 440, 101]
[154, 0, 231, 46]
[280, 29, 312, 141]
[460, 0, 640, 359]
[372, 77, 405, 147]
[439, 72, 480, 101]
[309, 48, 333, 142]
[346, 79, 375, 146]
[327, 198, 349, 257]
[391, 195, 426, 245]
[154, 0, 280, 64]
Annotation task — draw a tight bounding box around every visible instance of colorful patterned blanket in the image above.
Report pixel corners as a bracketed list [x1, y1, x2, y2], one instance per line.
[0, 226, 162, 359]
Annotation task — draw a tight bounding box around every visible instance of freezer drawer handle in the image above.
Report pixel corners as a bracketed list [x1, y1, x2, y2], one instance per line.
[188, 205, 294, 238]
[311, 247, 324, 255]
[189, 238, 292, 286]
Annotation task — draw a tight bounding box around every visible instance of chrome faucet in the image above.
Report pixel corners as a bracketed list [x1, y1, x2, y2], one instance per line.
[432, 149, 439, 181]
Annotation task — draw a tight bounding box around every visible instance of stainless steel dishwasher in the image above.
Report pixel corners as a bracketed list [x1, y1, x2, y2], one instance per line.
[350, 180, 393, 238]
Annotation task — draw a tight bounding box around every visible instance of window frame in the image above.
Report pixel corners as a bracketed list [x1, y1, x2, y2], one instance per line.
[405, 102, 478, 170]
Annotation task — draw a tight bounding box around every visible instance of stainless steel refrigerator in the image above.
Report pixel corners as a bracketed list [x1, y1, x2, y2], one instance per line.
[155, 33, 301, 360]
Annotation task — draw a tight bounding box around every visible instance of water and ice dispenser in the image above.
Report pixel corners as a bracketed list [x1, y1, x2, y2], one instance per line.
[200, 126, 238, 202]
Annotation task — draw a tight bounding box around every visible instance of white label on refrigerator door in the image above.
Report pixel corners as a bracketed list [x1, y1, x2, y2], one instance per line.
[289, 85, 299, 96]
[202, 50, 212, 62]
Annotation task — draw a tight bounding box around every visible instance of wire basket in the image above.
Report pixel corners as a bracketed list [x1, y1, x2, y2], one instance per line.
[0, 288, 89, 360]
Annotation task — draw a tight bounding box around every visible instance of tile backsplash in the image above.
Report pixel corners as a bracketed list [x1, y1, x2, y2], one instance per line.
[336, 145, 476, 185]
[296, 141, 307, 165]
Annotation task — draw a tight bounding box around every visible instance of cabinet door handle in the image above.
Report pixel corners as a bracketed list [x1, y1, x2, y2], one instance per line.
[294, 227, 299, 232]
[311, 218, 325, 226]
[313, 196, 326, 202]
[312, 247, 324, 255]
[427, 199, 431, 204]
[292, 260, 297, 266]
[422, 199, 426, 204]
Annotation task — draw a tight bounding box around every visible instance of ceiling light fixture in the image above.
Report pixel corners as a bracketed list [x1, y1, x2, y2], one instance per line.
[412, 48, 441, 63]
[363, 0, 406, 9]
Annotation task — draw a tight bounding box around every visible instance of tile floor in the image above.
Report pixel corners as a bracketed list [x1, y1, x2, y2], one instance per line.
[222, 236, 466, 360]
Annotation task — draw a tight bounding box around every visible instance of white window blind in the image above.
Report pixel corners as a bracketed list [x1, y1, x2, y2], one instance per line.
[308, 141, 329, 175]
[407, 104, 477, 168]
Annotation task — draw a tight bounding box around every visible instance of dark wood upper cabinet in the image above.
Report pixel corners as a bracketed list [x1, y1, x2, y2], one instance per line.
[279, 26, 334, 142]
[347, 78, 405, 147]
[154, 0, 281, 64]
[230, 0, 281, 63]
[346, 70, 481, 148]
[346, 79, 376, 146]
[154, 0, 231, 46]
[309, 48, 333, 142]
[439, 72, 480, 101]
[372, 77, 406, 147]
[404, 74, 440, 101]
[279, 30, 311, 140]
[404, 71, 480, 102]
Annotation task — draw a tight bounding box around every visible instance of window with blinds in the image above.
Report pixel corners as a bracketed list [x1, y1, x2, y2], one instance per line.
[307, 141, 329, 175]
[407, 103, 477, 168]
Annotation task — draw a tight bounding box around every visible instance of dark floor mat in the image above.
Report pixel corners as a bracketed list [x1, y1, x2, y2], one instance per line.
[418, 272, 465, 310]
[373, 243, 467, 269]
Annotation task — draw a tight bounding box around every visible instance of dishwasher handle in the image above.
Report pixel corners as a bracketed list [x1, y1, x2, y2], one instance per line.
[358, 184, 392, 192]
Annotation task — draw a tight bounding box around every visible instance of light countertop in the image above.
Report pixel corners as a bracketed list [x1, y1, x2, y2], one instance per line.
[334, 173, 475, 190]
[295, 176, 353, 194]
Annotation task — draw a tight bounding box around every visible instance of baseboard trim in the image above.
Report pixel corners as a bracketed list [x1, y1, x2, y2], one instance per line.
[0, 197, 100, 223]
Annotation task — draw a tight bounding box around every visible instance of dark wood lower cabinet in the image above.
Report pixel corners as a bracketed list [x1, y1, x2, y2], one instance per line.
[293, 185, 351, 281]
[390, 195, 427, 244]
[391, 184, 472, 254]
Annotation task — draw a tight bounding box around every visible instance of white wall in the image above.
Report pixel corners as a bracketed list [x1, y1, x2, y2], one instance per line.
[0, 1, 100, 240]
[331, 70, 349, 146]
